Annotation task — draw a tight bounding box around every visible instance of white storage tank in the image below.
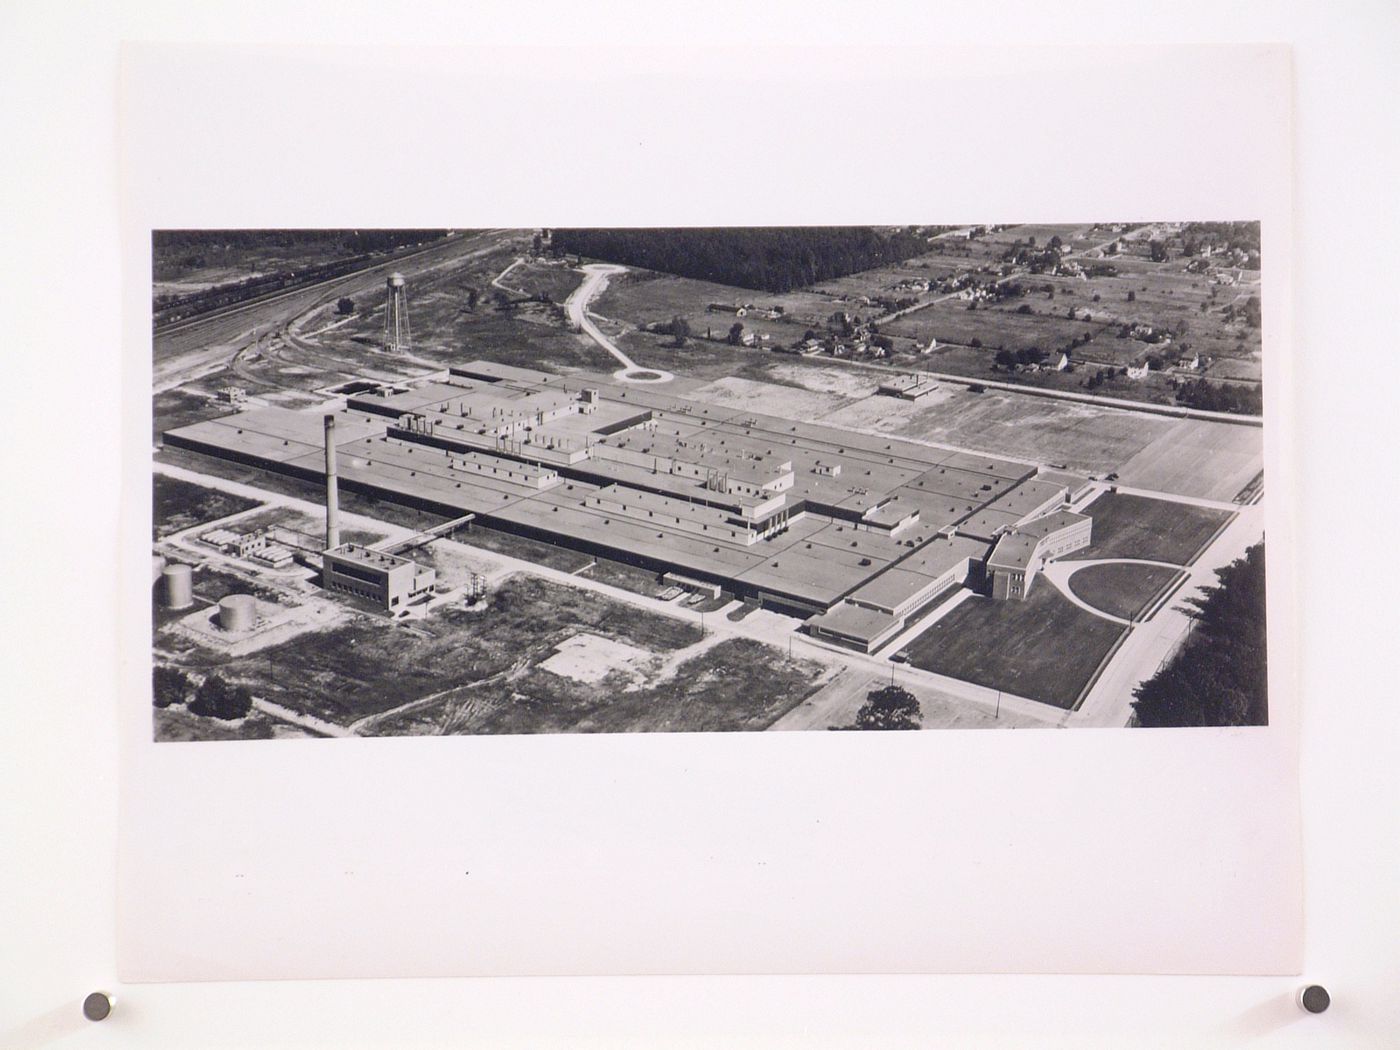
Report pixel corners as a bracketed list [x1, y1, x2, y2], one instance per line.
[218, 593, 256, 632]
[162, 564, 193, 609]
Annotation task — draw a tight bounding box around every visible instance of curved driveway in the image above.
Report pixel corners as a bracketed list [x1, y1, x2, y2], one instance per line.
[565, 264, 675, 384]
[1040, 557, 1187, 626]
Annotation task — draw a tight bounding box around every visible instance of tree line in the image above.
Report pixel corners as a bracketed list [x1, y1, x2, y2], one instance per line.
[1132, 542, 1268, 727]
[1176, 378, 1263, 415]
[549, 227, 933, 293]
[154, 228, 450, 262]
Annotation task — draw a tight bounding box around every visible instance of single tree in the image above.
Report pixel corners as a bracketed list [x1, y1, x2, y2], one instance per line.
[853, 685, 922, 731]
[153, 665, 190, 709]
[188, 674, 253, 720]
[670, 315, 690, 347]
[465, 287, 479, 312]
[335, 296, 354, 316]
[188, 674, 230, 718]
[727, 322, 745, 346]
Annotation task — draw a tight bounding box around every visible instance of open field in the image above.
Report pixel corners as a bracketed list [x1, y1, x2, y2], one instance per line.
[154, 475, 262, 538]
[188, 566, 289, 606]
[167, 574, 707, 728]
[980, 223, 1099, 247]
[898, 584, 1128, 709]
[380, 637, 826, 736]
[1066, 562, 1186, 621]
[578, 557, 664, 596]
[499, 261, 585, 303]
[689, 375, 856, 420]
[1112, 418, 1262, 501]
[885, 299, 1115, 355]
[1069, 492, 1234, 565]
[820, 384, 1176, 474]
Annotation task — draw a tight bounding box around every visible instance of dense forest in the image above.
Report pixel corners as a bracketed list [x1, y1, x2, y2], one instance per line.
[550, 227, 934, 293]
[1178, 221, 1261, 254]
[153, 228, 450, 264]
[1132, 542, 1268, 727]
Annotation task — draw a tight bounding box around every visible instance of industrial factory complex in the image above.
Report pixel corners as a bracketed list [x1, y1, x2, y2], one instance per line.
[163, 360, 1098, 653]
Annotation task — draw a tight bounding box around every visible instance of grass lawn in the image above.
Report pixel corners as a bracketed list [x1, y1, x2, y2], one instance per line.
[578, 557, 662, 596]
[153, 704, 279, 742]
[1069, 491, 1233, 565]
[154, 474, 262, 538]
[175, 574, 704, 727]
[456, 524, 596, 573]
[378, 637, 826, 736]
[191, 566, 288, 606]
[505, 262, 584, 303]
[901, 584, 1127, 709]
[1066, 562, 1186, 621]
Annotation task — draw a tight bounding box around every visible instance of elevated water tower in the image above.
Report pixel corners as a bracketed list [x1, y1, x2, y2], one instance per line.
[383, 272, 412, 353]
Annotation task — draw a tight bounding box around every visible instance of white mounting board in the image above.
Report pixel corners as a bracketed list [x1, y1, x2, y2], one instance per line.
[2, 3, 1397, 1047]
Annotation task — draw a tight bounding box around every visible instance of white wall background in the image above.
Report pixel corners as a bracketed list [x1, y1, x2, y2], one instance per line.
[1, 2, 1397, 1047]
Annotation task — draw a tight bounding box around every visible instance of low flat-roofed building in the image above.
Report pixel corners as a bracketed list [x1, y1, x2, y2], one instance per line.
[956, 506, 1024, 541]
[983, 478, 1070, 523]
[860, 497, 920, 535]
[848, 567, 950, 620]
[322, 544, 436, 611]
[805, 601, 904, 654]
[987, 510, 1092, 601]
[877, 374, 940, 400]
[1036, 469, 1095, 503]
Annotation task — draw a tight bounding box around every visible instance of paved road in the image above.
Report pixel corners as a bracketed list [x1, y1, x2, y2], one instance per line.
[565, 264, 675, 384]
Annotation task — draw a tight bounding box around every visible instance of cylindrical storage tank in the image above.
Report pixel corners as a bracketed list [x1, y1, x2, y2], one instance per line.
[151, 554, 167, 585]
[162, 564, 193, 609]
[218, 593, 256, 632]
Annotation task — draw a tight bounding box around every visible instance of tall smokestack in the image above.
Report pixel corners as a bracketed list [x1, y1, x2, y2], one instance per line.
[324, 414, 340, 550]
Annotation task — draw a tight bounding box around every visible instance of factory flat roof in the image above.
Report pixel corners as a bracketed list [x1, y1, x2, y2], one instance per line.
[897, 534, 991, 578]
[805, 602, 901, 644]
[981, 478, 1069, 521]
[987, 511, 1092, 571]
[165, 365, 1064, 615]
[955, 507, 1024, 541]
[326, 543, 418, 569]
[849, 567, 947, 614]
[862, 497, 917, 527]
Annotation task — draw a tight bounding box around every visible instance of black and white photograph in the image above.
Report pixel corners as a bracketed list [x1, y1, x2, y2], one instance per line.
[151, 223, 1267, 739]
[9, 0, 1400, 1041]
